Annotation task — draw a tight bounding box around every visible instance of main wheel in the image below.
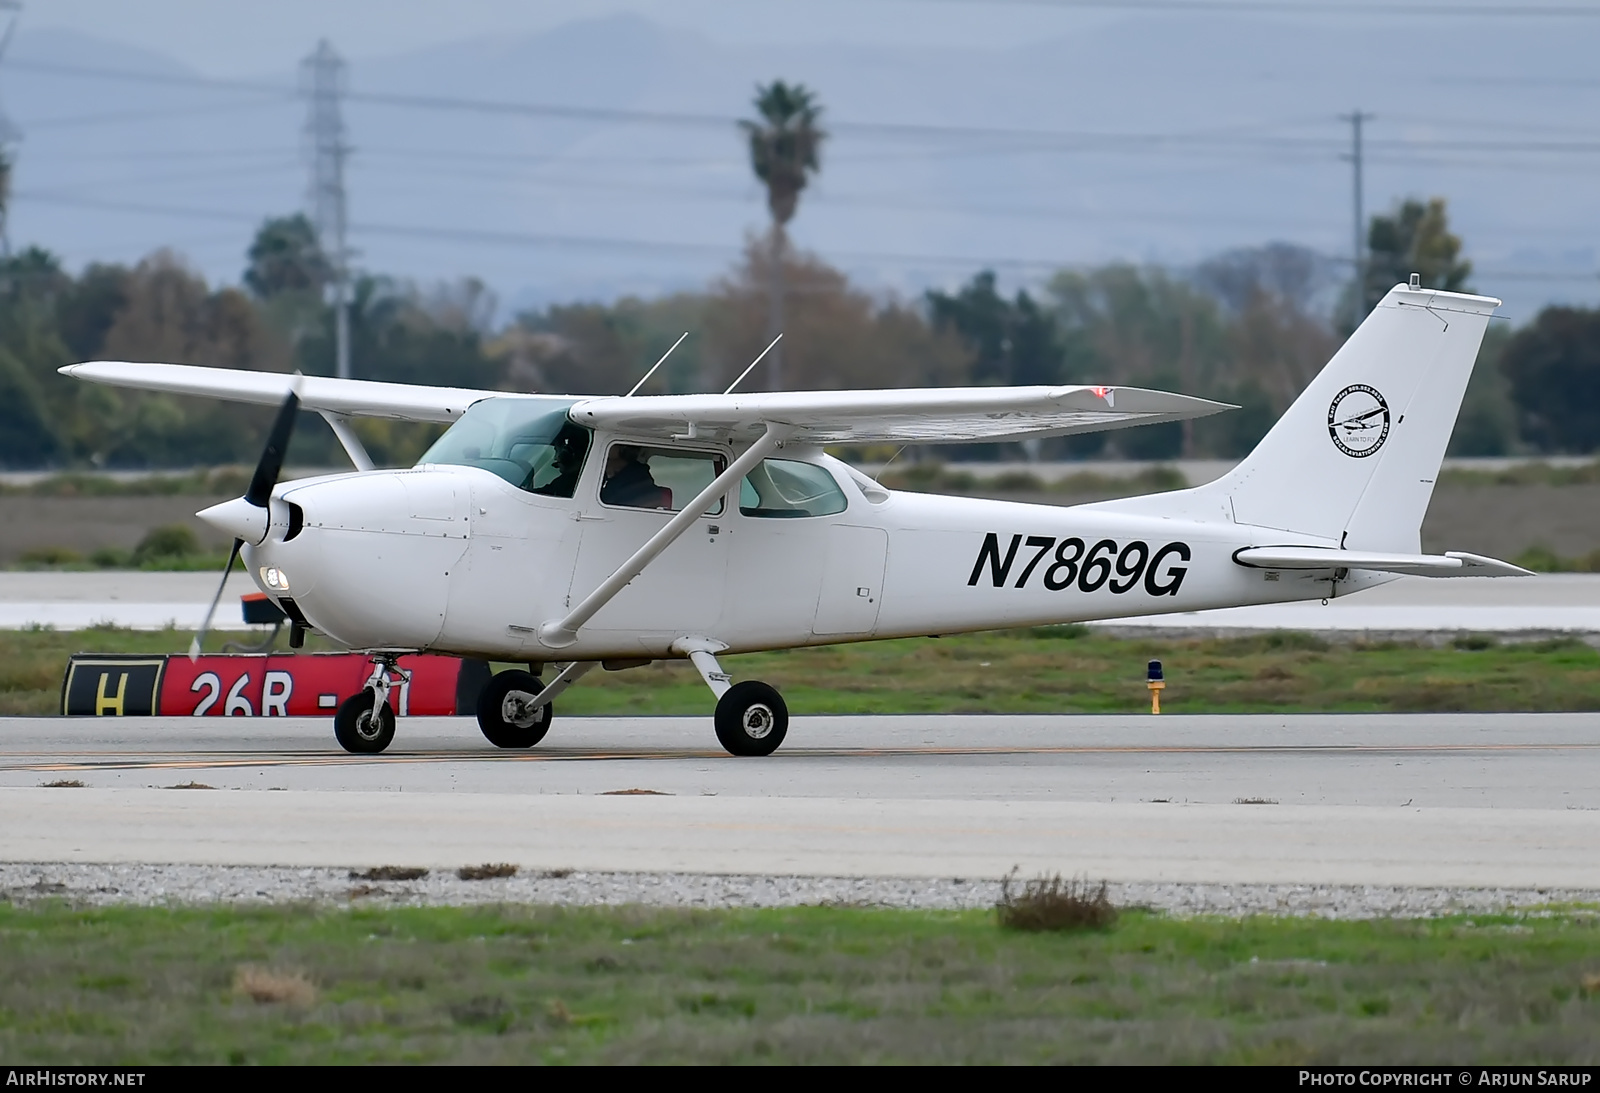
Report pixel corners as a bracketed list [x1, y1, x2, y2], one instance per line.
[714, 681, 788, 757]
[477, 669, 553, 748]
[334, 690, 395, 754]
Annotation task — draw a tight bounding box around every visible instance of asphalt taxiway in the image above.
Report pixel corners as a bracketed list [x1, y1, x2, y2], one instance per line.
[1, 712, 1596, 889]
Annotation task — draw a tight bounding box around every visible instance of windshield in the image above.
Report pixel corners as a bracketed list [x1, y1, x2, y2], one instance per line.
[418, 397, 590, 495]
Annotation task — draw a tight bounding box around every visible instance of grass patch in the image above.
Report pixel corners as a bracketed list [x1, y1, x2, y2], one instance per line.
[2, 903, 1599, 1063]
[0, 469, 254, 499]
[1439, 460, 1600, 489]
[6, 626, 1600, 717]
[1514, 544, 1600, 573]
[878, 463, 1187, 498]
[554, 628, 1600, 717]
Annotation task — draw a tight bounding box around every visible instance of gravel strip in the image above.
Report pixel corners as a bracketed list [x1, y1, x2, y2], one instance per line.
[2, 863, 1598, 918]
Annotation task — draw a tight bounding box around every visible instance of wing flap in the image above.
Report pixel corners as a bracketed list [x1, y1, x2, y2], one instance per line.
[570, 385, 1232, 445]
[60, 361, 495, 423]
[1234, 546, 1532, 578]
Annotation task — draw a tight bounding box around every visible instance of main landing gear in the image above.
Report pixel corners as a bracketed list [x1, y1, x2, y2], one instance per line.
[334, 646, 789, 758]
[675, 638, 789, 757]
[475, 660, 593, 749]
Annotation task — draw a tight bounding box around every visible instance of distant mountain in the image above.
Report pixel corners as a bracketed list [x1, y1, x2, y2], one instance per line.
[3, 12, 1594, 321]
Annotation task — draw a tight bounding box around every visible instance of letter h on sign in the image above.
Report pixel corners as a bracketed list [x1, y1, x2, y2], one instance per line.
[95, 672, 128, 716]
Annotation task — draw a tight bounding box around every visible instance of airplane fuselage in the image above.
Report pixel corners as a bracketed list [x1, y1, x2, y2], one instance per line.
[246, 441, 1377, 661]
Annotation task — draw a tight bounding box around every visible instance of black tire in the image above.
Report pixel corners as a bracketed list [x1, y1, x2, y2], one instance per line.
[714, 681, 788, 757]
[477, 669, 553, 748]
[334, 690, 395, 754]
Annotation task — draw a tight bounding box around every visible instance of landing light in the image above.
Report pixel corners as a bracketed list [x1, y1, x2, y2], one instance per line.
[261, 566, 291, 592]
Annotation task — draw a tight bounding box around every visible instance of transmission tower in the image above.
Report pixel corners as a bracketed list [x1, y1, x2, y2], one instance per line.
[302, 40, 352, 379]
[0, 2, 25, 259]
[1340, 110, 1374, 316]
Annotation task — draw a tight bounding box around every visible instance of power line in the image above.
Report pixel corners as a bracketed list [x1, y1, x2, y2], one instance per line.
[911, 0, 1600, 16]
[15, 57, 1600, 161]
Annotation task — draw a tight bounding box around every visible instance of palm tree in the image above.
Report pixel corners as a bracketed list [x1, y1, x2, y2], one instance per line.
[740, 81, 825, 390]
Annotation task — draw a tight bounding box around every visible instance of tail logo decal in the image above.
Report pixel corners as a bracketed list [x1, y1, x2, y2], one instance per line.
[1327, 384, 1391, 458]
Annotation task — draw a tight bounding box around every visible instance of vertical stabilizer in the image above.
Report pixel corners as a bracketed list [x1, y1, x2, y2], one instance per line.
[1203, 283, 1498, 550]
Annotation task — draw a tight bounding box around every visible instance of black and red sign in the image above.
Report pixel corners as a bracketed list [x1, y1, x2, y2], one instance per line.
[61, 653, 490, 717]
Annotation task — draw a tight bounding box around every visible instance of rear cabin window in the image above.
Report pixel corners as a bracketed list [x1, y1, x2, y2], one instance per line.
[600, 444, 726, 516]
[740, 459, 848, 518]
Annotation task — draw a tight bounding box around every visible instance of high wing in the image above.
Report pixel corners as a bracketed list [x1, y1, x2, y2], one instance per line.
[569, 385, 1232, 444]
[59, 361, 492, 423]
[60, 361, 1233, 444]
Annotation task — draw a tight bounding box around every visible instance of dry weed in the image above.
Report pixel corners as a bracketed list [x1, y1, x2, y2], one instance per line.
[350, 866, 428, 881]
[40, 779, 84, 788]
[458, 863, 518, 881]
[233, 965, 317, 1006]
[996, 871, 1118, 932]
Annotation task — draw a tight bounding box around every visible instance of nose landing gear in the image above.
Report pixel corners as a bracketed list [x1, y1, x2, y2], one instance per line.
[333, 654, 409, 754]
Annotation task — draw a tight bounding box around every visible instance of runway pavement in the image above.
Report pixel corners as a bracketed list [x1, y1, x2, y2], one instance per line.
[2, 712, 1597, 889]
[2, 571, 1597, 634]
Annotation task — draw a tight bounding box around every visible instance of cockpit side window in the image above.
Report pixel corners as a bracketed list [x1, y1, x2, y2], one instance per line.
[600, 444, 726, 516]
[739, 459, 849, 518]
[417, 398, 591, 496]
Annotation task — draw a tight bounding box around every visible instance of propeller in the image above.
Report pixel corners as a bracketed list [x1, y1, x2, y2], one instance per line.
[190, 377, 302, 660]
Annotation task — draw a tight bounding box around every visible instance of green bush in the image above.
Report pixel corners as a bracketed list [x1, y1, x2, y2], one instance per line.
[131, 524, 200, 565]
[17, 546, 83, 566]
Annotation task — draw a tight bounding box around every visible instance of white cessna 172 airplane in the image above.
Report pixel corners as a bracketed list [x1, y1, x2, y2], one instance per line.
[61, 280, 1527, 757]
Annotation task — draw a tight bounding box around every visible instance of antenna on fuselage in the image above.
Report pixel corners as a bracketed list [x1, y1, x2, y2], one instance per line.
[723, 333, 783, 396]
[624, 331, 689, 397]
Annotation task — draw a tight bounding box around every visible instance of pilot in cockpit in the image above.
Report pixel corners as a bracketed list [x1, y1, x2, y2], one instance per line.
[600, 444, 670, 509]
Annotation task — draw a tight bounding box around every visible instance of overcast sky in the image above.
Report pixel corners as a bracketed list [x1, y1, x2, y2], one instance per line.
[22, 0, 1121, 74]
[10, 0, 1598, 320]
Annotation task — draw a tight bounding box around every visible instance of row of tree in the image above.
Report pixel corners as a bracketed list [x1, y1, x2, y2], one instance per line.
[0, 198, 1594, 468]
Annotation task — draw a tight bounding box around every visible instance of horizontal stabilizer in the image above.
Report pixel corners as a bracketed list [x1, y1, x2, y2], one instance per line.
[1233, 546, 1532, 578]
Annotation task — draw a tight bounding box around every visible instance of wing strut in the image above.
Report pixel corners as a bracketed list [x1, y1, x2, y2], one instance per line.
[537, 426, 788, 648]
[319, 411, 375, 472]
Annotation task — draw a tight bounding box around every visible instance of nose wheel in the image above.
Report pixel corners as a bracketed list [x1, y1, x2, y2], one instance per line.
[334, 689, 396, 754]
